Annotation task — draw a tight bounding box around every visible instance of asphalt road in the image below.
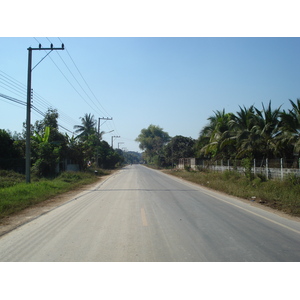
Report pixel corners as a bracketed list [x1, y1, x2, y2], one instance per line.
[0, 165, 300, 262]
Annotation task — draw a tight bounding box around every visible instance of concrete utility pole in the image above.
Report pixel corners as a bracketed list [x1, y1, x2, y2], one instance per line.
[96, 117, 113, 167]
[26, 43, 64, 183]
[111, 136, 120, 148]
[97, 117, 113, 137]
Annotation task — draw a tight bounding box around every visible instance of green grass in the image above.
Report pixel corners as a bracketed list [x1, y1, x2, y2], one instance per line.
[165, 169, 300, 216]
[0, 170, 26, 188]
[0, 169, 110, 219]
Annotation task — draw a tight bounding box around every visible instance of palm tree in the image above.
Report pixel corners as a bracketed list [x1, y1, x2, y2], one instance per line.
[278, 99, 300, 158]
[199, 109, 234, 159]
[226, 105, 260, 159]
[254, 101, 281, 159]
[74, 113, 97, 141]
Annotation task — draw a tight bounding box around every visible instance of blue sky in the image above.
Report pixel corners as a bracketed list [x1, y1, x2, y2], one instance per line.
[1, 37, 300, 152]
[1, 1, 299, 295]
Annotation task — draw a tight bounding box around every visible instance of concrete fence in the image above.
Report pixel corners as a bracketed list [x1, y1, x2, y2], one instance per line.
[178, 158, 300, 180]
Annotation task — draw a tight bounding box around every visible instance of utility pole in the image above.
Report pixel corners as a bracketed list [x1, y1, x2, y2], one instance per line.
[98, 117, 113, 137]
[111, 136, 120, 148]
[26, 43, 64, 183]
[97, 117, 113, 167]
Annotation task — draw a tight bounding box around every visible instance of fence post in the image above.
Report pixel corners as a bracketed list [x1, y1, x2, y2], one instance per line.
[281, 158, 283, 181]
[253, 159, 256, 176]
[228, 160, 230, 171]
[266, 158, 269, 180]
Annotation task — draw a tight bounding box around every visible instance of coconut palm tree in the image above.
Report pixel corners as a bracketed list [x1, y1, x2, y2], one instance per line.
[278, 99, 300, 158]
[254, 101, 281, 159]
[199, 109, 235, 159]
[74, 113, 97, 141]
[226, 105, 260, 159]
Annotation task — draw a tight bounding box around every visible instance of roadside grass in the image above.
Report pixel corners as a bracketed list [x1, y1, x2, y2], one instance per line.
[0, 168, 110, 219]
[0, 170, 26, 188]
[164, 169, 300, 216]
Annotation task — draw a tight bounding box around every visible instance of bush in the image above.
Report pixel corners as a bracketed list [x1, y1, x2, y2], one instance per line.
[0, 170, 25, 188]
[285, 173, 300, 185]
[57, 171, 82, 183]
[184, 165, 191, 172]
[256, 173, 267, 182]
[222, 170, 241, 181]
[252, 176, 262, 187]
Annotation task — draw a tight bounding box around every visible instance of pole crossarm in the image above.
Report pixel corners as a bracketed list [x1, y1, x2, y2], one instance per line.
[28, 43, 64, 51]
[111, 135, 121, 148]
[98, 117, 113, 136]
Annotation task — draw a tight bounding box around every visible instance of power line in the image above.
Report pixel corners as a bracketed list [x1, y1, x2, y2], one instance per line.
[33, 38, 121, 137]
[58, 37, 112, 118]
[0, 73, 27, 99]
[2, 38, 123, 145]
[43, 37, 107, 117]
[0, 92, 26, 106]
[0, 70, 27, 94]
[0, 92, 46, 118]
[0, 66, 79, 133]
[47, 38, 109, 117]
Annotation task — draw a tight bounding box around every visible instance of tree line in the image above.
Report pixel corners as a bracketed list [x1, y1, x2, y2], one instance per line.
[1, 99, 299, 175]
[136, 99, 300, 167]
[0, 109, 141, 177]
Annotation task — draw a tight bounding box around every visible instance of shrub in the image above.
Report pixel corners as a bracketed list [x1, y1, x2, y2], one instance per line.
[285, 173, 300, 185]
[0, 170, 25, 188]
[184, 165, 191, 172]
[222, 170, 241, 181]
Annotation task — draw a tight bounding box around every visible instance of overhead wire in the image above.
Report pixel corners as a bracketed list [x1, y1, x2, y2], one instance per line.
[57, 37, 112, 118]
[0, 67, 76, 134]
[48, 39, 108, 117]
[56, 37, 121, 137]
[48, 37, 121, 138]
[1, 42, 81, 135]
[0, 92, 46, 118]
[3, 37, 121, 139]
[44, 37, 107, 118]
[0, 73, 27, 99]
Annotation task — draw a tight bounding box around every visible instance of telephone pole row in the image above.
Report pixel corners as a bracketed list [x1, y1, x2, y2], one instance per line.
[111, 136, 120, 148]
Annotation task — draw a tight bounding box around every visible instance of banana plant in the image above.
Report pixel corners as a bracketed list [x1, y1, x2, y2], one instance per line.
[32, 126, 50, 144]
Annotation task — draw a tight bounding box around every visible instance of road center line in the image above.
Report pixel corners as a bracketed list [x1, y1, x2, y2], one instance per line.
[141, 208, 148, 227]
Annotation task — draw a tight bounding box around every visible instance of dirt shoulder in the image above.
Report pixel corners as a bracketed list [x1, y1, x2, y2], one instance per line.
[0, 176, 109, 237]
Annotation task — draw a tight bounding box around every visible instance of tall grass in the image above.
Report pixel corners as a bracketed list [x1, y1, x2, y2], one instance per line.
[0, 170, 108, 219]
[165, 169, 300, 216]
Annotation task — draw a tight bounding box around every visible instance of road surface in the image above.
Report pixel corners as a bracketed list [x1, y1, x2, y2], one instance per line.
[0, 165, 300, 261]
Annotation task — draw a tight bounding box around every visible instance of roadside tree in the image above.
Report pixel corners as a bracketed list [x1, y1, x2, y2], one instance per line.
[136, 124, 170, 166]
